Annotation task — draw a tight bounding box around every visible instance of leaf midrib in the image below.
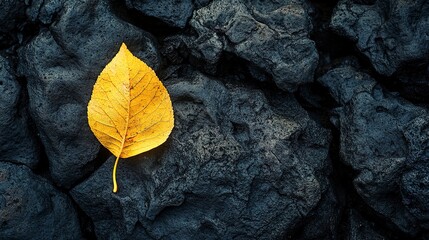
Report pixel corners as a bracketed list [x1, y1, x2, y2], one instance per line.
[118, 57, 131, 158]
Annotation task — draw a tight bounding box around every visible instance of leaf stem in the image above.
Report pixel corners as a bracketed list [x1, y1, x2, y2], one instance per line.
[112, 155, 120, 193]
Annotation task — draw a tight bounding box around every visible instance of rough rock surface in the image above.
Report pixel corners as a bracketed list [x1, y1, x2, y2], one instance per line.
[294, 186, 341, 240]
[71, 70, 331, 239]
[0, 0, 428, 238]
[0, 55, 39, 167]
[164, 0, 318, 91]
[0, 162, 81, 239]
[402, 115, 429, 230]
[26, 0, 66, 25]
[18, 0, 161, 188]
[319, 66, 428, 235]
[0, 0, 25, 48]
[125, 0, 194, 28]
[330, 0, 429, 101]
[331, 0, 429, 76]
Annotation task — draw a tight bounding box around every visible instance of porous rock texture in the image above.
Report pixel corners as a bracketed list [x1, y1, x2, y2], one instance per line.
[164, 0, 319, 91]
[331, 0, 429, 100]
[18, 0, 160, 188]
[0, 0, 26, 48]
[71, 70, 331, 239]
[125, 0, 194, 28]
[319, 66, 429, 236]
[1, 0, 429, 239]
[0, 162, 81, 239]
[0, 55, 39, 168]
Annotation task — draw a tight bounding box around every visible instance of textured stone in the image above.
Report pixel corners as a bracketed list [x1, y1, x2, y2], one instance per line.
[166, 0, 318, 91]
[18, 0, 161, 187]
[295, 186, 341, 240]
[5, 0, 429, 238]
[125, 0, 194, 28]
[71, 69, 331, 239]
[0, 0, 26, 47]
[402, 115, 429, 230]
[331, 0, 429, 76]
[0, 162, 81, 239]
[0, 0, 25, 31]
[26, 0, 65, 25]
[0, 55, 39, 167]
[319, 66, 428, 235]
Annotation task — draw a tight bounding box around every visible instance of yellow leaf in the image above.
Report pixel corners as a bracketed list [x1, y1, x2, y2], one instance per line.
[87, 43, 174, 193]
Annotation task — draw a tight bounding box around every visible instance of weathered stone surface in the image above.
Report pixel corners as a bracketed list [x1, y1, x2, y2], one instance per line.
[0, 0, 25, 31]
[0, 0, 26, 48]
[295, 186, 341, 240]
[0, 55, 39, 167]
[0, 162, 81, 239]
[125, 0, 194, 28]
[5, 0, 429, 238]
[402, 115, 429, 230]
[18, 0, 161, 187]
[331, 0, 429, 76]
[0, 0, 24, 30]
[26, 0, 65, 25]
[318, 66, 428, 235]
[71, 69, 331, 239]
[166, 0, 318, 91]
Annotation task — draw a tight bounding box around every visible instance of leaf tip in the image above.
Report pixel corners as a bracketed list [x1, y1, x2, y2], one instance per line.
[120, 42, 128, 51]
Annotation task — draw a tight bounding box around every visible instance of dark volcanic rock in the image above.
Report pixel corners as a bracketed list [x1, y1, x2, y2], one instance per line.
[6, 0, 429, 238]
[125, 0, 194, 28]
[0, 0, 25, 31]
[0, 0, 26, 48]
[71, 69, 331, 239]
[346, 209, 386, 240]
[0, 162, 81, 239]
[18, 0, 161, 188]
[319, 66, 428, 235]
[331, 0, 429, 76]
[0, 55, 39, 167]
[167, 0, 318, 91]
[295, 186, 341, 240]
[402, 115, 429, 230]
[26, 0, 65, 25]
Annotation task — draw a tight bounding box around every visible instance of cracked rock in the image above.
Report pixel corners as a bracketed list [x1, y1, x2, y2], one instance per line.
[0, 55, 39, 168]
[18, 0, 161, 188]
[0, 162, 81, 239]
[331, 0, 429, 76]
[125, 0, 194, 28]
[0, 0, 26, 47]
[165, 0, 318, 92]
[71, 69, 331, 239]
[319, 66, 429, 235]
